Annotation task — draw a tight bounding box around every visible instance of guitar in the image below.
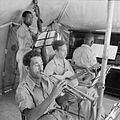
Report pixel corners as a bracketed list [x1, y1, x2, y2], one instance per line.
[55, 63, 100, 108]
[69, 63, 101, 81]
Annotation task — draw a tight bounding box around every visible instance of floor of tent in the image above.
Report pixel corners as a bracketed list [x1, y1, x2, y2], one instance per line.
[0, 89, 120, 120]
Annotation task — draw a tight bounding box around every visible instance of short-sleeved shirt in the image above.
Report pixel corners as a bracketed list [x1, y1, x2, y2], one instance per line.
[72, 44, 97, 68]
[15, 74, 55, 113]
[44, 56, 78, 87]
[44, 56, 74, 76]
[17, 23, 33, 50]
[16, 23, 33, 62]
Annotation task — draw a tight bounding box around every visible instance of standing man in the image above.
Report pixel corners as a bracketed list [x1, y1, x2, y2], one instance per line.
[16, 50, 73, 120]
[16, 10, 42, 82]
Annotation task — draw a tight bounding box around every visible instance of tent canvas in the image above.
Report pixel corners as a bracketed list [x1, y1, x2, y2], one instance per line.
[1, 0, 120, 30]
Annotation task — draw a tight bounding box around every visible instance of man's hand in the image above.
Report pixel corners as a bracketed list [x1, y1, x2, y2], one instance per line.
[63, 71, 74, 79]
[51, 80, 67, 99]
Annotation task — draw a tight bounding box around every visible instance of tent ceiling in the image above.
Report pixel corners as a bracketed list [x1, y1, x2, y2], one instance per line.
[0, 0, 120, 31]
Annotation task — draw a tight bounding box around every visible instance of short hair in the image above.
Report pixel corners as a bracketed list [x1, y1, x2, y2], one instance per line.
[23, 50, 41, 67]
[22, 11, 32, 18]
[84, 33, 94, 43]
[52, 40, 66, 51]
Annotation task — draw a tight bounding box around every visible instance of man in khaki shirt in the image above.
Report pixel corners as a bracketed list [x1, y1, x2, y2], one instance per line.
[16, 10, 42, 83]
[16, 50, 73, 120]
[44, 39, 100, 120]
[44, 40, 78, 86]
[16, 11, 34, 83]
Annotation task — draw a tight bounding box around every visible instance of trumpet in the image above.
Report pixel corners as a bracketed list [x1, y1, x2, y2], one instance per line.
[40, 72, 97, 105]
[66, 83, 96, 103]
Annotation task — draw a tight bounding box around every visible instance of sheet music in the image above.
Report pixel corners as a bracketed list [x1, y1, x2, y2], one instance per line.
[35, 40, 44, 47]
[37, 31, 56, 40]
[35, 31, 56, 47]
[91, 44, 118, 60]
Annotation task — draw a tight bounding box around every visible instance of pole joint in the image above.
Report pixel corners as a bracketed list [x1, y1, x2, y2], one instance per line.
[97, 82, 105, 90]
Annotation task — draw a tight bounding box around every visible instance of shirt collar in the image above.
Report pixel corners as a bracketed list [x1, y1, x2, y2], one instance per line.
[25, 74, 41, 91]
[54, 56, 65, 67]
[25, 74, 50, 91]
[81, 44, 92, 50]
[22, 23, 29, 31]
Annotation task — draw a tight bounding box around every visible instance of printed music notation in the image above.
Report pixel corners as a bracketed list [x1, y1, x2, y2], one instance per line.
[91, 44, 118, 60]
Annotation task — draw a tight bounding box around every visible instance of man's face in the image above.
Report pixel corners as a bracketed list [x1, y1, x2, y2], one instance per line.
[24, 13, 33, 27]
[58, 44, 67, 59]
[29, 56, 43, 79]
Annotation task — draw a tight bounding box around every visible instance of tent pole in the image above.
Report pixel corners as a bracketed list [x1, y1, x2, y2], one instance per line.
[96, 1, 114, 120]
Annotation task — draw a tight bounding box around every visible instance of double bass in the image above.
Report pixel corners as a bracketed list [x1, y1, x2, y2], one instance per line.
[33, 0, 43, 34]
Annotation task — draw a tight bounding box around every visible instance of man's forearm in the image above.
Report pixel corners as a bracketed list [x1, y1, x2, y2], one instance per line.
[27, 93, 55, 120]
[52, 75, 64, 80]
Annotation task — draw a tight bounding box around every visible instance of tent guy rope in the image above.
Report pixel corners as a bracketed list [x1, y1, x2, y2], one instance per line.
[0, 22, 20, 29]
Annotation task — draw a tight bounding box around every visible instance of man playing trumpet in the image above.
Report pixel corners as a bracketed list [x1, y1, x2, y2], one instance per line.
[15, 50, 74, 120]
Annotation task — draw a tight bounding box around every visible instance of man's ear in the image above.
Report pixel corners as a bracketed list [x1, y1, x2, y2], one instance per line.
[90, 41, 93, 46]
[91, 41, 93, 44]
[26, 66, 29, 72]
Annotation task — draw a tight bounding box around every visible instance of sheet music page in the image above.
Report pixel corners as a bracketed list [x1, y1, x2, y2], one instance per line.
[91, 44, 118, 60]
[37, 31, 56, 40]
[35, 31, 56, 47]
[35, 40, 44, 47]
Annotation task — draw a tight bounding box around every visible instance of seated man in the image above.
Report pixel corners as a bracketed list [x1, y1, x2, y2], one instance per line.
[44, 40, 99, 120]
[16, 10, 42, 83]
[15, 50, 73, 120]
[72, 33, 105, 120]
[72, 33, 100, 85]
[44, 40, 78, 86]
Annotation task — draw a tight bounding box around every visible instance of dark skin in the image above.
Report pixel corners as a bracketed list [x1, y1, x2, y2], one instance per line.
[23, 11, 42, 46]
[22, 13, 37, 46]
[23, 13, 33, 27]
[26, 3, 42, 48]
